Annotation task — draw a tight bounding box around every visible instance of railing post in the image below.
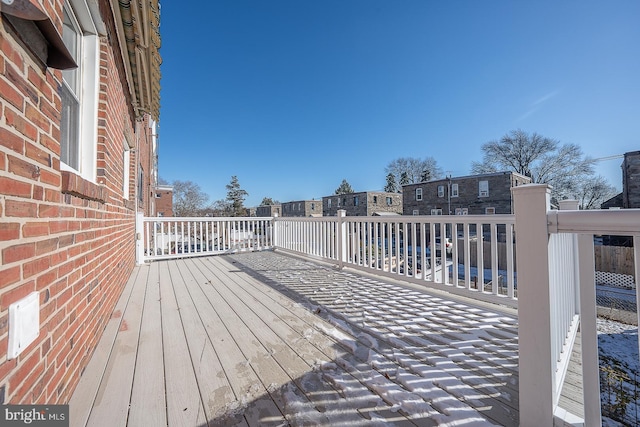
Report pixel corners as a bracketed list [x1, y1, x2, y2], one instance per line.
[337, 210, 347, 268]
[272, 213, 279, 249]
[135, 212, 144, 265]
[512, 184, 554, 426]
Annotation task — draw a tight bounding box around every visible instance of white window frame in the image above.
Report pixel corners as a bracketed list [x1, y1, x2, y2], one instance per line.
[327, 199, 332, 208]
[437, 185, 445, 198]
[431, 209, 443, 215]
[122, 140, 130, 199]
[412, 209, 419, 215]
[455, 207, 469, 215]
[416, 188, 423, 201]
[451, 183, 459, 198]
[60, 0, 101, 182]
[386, 197, 392, 206]
[485, 207, 496, 215]
[354, 196, 359, 206]
[479, 180, 489, 197]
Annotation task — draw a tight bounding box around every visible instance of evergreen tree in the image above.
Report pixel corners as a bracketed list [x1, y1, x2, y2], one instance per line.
[335, 179, 354, 195]
[225, 176, 249, 216]
[384, 173, 397, 193]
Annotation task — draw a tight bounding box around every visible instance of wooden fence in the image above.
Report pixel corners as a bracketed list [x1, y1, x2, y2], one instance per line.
[595, 245, 635, 276]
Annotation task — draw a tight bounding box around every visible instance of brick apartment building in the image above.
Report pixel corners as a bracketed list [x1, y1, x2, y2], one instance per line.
[403, 172, 531, 215]
[0, 0, 161, 405]
[322, 191, 403, 216]
[281, 200, 323, 217]
[155, 184, 173, 217]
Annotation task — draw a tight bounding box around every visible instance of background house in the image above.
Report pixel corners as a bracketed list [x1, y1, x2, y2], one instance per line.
[0, 0, 161, 404]
[256, 204, 281, 217]
[402, 172, 531, 215]
[602, 151, 640, 209]
[322, 191, 403, 216]
[281, 200, 322, 217]
[155, 184, 174, 217]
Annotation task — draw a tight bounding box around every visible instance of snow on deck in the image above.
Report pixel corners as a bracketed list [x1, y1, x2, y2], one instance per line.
[70, 251, 520, 426]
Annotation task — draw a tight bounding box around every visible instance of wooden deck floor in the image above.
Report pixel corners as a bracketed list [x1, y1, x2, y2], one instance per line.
[69, 251, 526, 426]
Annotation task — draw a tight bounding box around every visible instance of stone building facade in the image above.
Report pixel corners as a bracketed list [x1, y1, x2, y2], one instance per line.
[322, 192, 403, 216]
[0, 0, 161, 404]
[602, 151, 640, 209]
[281, 200, 322, 217]
[403, 172, 531, 216]
[256, 204, 281, 217]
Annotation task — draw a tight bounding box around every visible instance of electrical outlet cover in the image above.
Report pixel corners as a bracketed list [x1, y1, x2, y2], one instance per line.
[8, 292, 39, 360]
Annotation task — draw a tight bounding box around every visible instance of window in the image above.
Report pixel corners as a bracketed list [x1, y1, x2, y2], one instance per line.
[354, 196, 359, 206]
[455, 208, 469, 215]
[343, 197, 347, 206]
[437, 185, 445, 198]
[373, 196, 378, 204]
[431, 209, 443, 215]
[451, 183, 459, 197]
[479, 180, 489, 197]
[138, 164, 144, 204]
[122, 140, 130, 199]
[336, 198, 340, 207]
[60, 0, 100, 181]
[416, 188, 423, 201]
[386, 197, 392, 206]
[327, 199, 332, 208]
[413, 209, 419, 215]
[485, 207, 496, 215]
[311, 203, 315, 211]
[298, 203, 301, 211]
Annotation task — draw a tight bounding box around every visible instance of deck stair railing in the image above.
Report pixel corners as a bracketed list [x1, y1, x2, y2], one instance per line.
[513, 184, 640, 427]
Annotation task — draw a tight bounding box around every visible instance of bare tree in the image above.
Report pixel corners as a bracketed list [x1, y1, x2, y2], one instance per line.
[576, 175, 618, 210]
[472, 129, 595, 203]
[385, 157, 443, 190]
[172, 180, 210, 217]
[260, 197, 279, 205]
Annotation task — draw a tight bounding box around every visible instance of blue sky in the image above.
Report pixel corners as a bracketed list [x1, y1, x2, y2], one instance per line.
[158, 1, 639, 207]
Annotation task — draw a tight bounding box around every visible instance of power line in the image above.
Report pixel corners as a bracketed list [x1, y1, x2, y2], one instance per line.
[593, 154, 624, 162]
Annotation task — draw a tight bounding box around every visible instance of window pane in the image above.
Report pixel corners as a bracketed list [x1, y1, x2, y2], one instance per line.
[60, 84, 79, 169]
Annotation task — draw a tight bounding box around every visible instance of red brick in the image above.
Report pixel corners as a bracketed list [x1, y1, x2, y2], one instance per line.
[36, 269, 57, 291]
[0, 152, 6, 170]
[9, 351, 40, 394]
[0, 79, 23, 111]
[39, 133, 60, 156]
[0, 358, 18, 383]
[49, 221, 68, 234]
[32, 184, 44, 200]
[39, 204, 59, 218]
[0, 266, 21, 288]
[2, 242, 36, 264]
[35, 237, 59, 256]
[22, 222, 49, 237]
[44, 188, 60, 203]
[39, 168, 60, 186]
[25, 141, 51, 167]
[22, 256, 51, 279]
[5, 108, 38, 141]
[25, 104, 50, 133]
[5, 199, 37, 217]
[0, 223, 20, 240]
[0, 281, 35, 310]
[8, 155, 39, 179]
[0, 175, 32, 197]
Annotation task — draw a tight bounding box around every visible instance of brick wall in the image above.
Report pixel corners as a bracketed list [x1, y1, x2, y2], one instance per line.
[155, 188, 173, 217]
[322, 192, 402, 216]
[623, 151, 640, 208]
[0, 1, 146, 405]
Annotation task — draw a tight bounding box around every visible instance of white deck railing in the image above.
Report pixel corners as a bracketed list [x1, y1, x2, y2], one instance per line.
[136, 215, 274, 262]
[275, 210, 518, 308]
[514, 184, 640, 427]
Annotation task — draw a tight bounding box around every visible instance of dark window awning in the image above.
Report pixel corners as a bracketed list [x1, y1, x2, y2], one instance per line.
[1, 0, 77, 70]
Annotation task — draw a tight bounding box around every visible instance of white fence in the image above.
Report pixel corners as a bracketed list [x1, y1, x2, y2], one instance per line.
[275, 210, 518, 308]
[136, 215, 274, 262]
[514, 185, 640, 427]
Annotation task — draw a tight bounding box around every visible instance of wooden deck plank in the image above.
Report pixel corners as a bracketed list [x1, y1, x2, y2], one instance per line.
[69, 265, 140, 427]
[85, 263, 149, 426]
[196, 257, 401, 425]
[128, 261, 167, 426]
[160, 260, 207, 426]
[170, 260, 285, 426]
[167, 258, 239, 424]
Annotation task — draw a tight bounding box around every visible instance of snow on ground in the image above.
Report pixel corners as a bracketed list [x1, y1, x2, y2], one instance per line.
[598, 318, 639, 426]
